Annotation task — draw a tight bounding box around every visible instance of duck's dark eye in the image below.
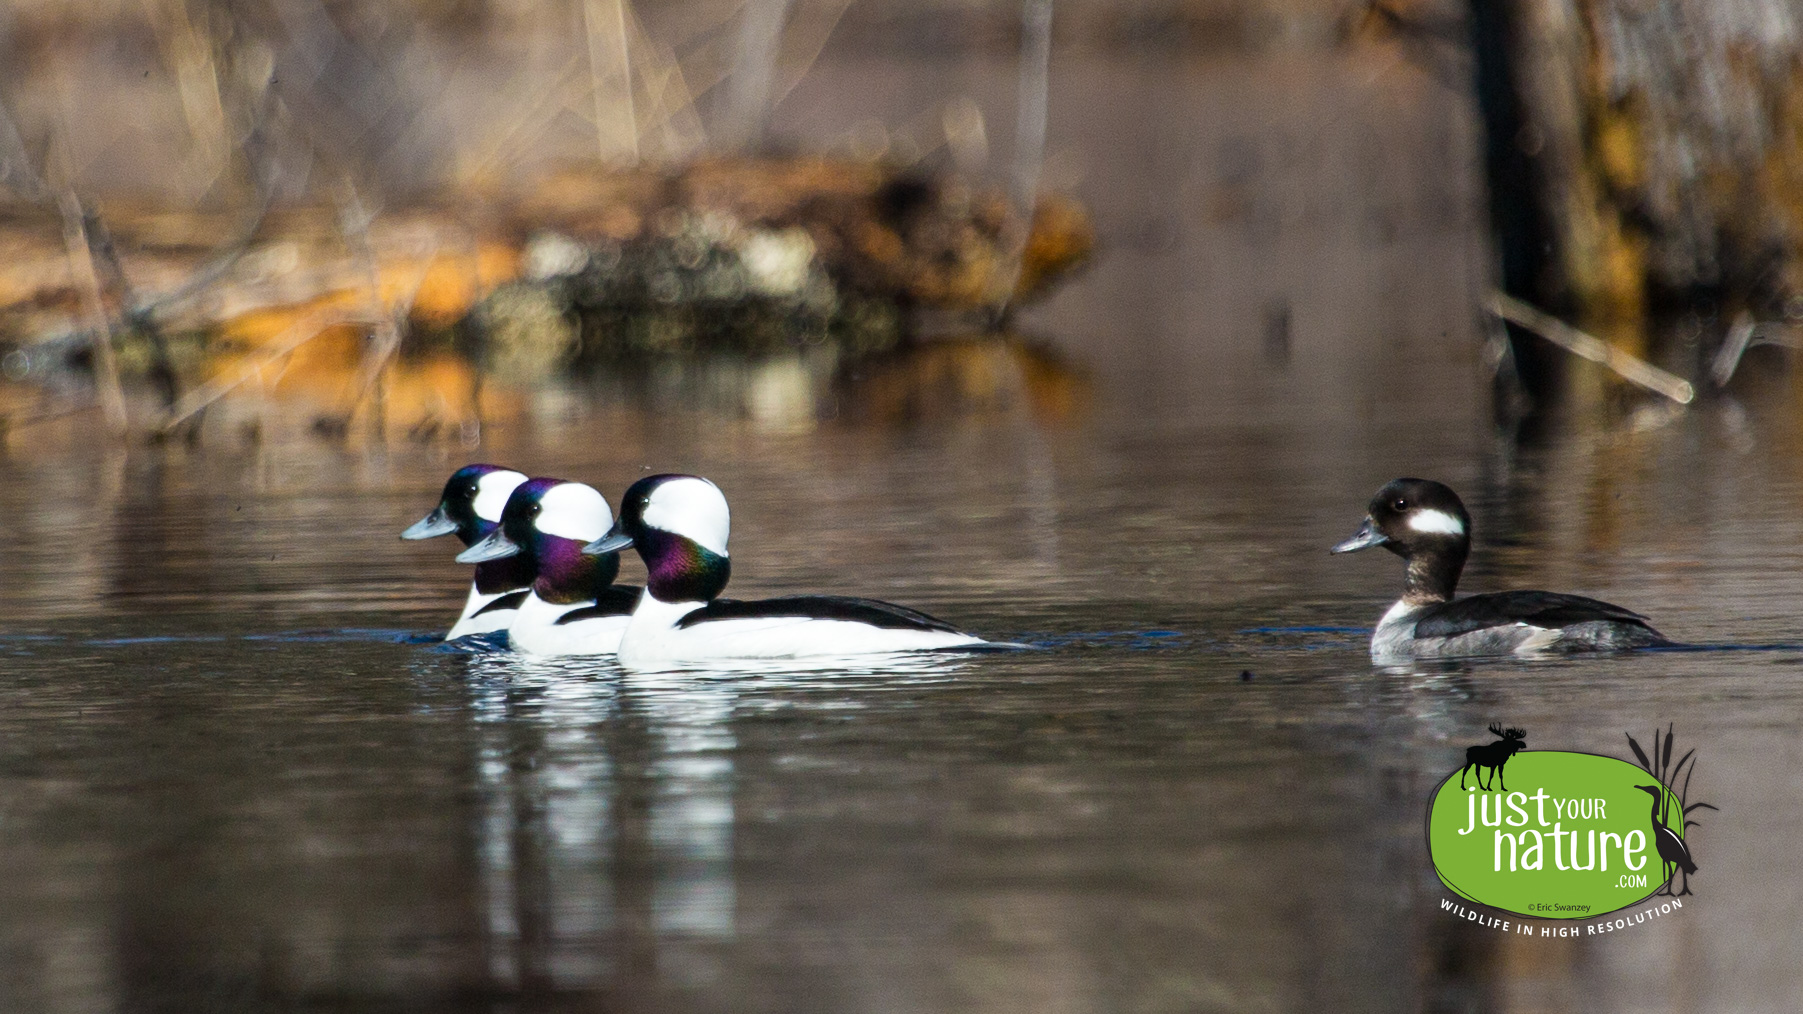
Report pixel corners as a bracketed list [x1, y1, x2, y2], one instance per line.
[1392, 498, 1409, 511]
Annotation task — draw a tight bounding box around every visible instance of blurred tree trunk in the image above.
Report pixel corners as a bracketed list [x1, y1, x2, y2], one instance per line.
[1470, 0, 1803, 404]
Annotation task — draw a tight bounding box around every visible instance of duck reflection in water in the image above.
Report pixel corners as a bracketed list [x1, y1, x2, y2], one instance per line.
[463, 658, 735, 987]
[457, 652, 970, 990]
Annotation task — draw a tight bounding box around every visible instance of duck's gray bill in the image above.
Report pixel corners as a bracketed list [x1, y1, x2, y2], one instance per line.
[583, 531, 633, 556]
[457, 530, 521, 563]
[1330, 518, 1388, 554]
[401, 507, 458, 540]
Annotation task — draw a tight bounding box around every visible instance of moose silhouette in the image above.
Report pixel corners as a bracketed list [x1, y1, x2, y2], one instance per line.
[1460, 725, 1527, 792]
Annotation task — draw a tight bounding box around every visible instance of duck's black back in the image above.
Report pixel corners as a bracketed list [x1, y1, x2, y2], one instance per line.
[1415, 591, 1661, 640]
[674, 595, 966, 634]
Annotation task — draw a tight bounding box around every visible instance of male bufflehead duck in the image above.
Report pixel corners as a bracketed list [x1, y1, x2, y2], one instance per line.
[402, 464, 530, 640]
[1331, 478, 1669, 660]
[457, 478, 639, 656]
[581, 474, 993, 667]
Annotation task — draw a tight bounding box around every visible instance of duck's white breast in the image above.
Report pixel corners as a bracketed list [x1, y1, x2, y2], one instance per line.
[445, 583, 522, 640]
[508, 592, 630, 656]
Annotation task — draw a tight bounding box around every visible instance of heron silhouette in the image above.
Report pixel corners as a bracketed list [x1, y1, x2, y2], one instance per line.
[1635, 784, 1697, 896]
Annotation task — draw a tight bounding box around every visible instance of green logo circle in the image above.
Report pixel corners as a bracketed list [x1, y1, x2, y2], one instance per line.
[1427, 751, 1685, 919]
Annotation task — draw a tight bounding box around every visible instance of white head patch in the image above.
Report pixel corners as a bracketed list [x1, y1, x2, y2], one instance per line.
[643, 477, 730, 556]
[1408, 508, 1466, 537]
[536, 483, 614, 542]
[473, 470, 528, 523]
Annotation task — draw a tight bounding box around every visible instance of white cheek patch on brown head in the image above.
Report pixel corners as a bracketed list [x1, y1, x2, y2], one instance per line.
[1408, 509, 1466, 537]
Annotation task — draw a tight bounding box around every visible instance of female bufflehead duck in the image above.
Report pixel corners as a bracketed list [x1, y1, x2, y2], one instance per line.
[457, 478, 639, 656]
[581, 474, 993, 667]
[1331, 478, 1669, 660]
[402, 464, 530, 640]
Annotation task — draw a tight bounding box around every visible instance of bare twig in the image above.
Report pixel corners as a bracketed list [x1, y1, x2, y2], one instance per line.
[348, 247, 439, 414]
[768, 0, 857, 111]
[56, 192, 130, 434]
[2, 397, 103, 433]
[143, 0, 232, 193]
[156, 307, 361, 434]
[1012, 0, 1054, 213]
[332, 180, 441, 435]
[139, 85, 281, 322]
[1708, 316, 1803, 387]
[61, 176, 272, 418]
[80, 209, 182, 411]
[942, 97, 990, 172]
[462, 50, 587, 181]
[336, 182, 396, 422]
[137, 179, 274, 322]
[0, 94, 50, 203]
[1708, 313, 1756, 388]
[1486, 291, 1695, 405]
[724, 0, 796, 151]
[993, 0, 1053, 319]
[584, 0, 639, 164]
[625, 4, 708, 159]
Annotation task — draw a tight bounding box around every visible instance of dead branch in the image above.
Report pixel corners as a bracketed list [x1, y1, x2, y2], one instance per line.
[768, 0, 857, 111]
[337, 187, 405, 436]
[1, 397, 103, 435]
[78, 207, 182, 411]
[137, 87, 282, 323]
[333, 181, 441, 435]
[156, 307, 362, 435]
[56, 191, 130, 434]
[1487, 291, 1695, 405]
[993, 0, 1053, 320]
[584, 0, 638, 164]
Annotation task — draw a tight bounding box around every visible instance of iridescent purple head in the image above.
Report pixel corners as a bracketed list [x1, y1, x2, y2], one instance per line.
[401, 464, 528, 547]
[583, 474, 730, 603]
[459, 478, 621, 605]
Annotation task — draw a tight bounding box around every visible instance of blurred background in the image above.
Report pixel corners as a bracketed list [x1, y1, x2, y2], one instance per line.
[0, 0, 1496, 443]
[6, 0, 1803, 438]
[3, 1, 1803, 1012]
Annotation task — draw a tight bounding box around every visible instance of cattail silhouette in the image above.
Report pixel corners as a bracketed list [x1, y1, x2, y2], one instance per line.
[1626, 725, 1718, 897]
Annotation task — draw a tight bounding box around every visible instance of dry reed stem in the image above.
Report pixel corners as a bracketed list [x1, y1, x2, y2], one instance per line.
[724, 0, 795, 150]
[335, 182, 399, 432]
[3, 397, 104, 434]
[1710, 314, 1757, 387]
[461, 50, 588, 182]
[78, 208, 183, 410]
[994, 0, 1053, 317]
[156, 307, 362, 434]
[767, 0, 856, 111]
[625, 4, 707, 157]
[584, 0, 639, 164]
[347, 239, 443, 430]
[143, 0, 231, 194]
[56, 192, 130, 434]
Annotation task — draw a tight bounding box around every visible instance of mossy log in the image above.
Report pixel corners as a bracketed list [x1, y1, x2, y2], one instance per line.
[0, 157, 1091, 429]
